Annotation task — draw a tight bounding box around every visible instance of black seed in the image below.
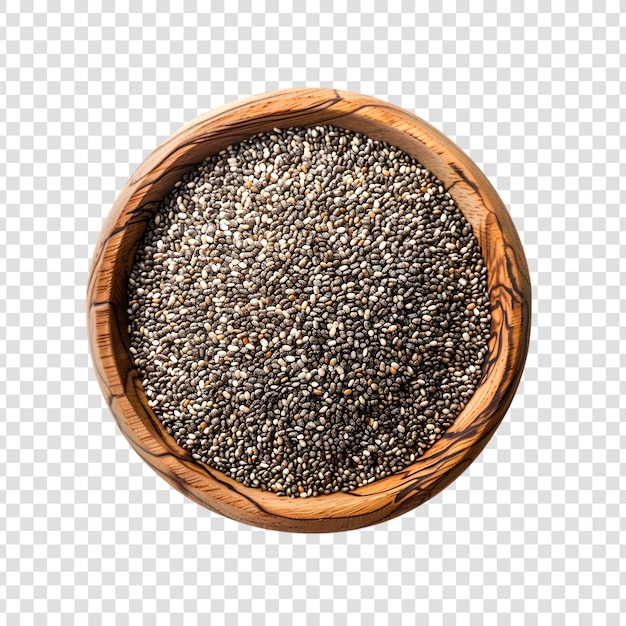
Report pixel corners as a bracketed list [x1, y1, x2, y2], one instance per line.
[127, 125, 491, 497]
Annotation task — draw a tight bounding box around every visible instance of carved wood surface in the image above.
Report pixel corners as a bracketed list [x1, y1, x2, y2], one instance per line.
[87, 88, 531, 532]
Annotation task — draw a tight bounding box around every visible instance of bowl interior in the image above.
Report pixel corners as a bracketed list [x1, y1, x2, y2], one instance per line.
[88, 89, 530, 532]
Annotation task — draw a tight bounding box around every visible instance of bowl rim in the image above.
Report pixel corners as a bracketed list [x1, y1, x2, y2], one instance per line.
[87, 88, 531, 532]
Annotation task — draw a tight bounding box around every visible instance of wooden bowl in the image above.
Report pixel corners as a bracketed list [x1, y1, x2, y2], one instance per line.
[88, 88, 531, 532]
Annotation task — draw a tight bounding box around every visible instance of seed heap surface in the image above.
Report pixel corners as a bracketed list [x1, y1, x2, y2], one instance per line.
[127, 125, 491, 498]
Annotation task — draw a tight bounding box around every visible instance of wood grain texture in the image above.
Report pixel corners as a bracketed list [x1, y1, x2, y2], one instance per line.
[87, 88, 531, 532]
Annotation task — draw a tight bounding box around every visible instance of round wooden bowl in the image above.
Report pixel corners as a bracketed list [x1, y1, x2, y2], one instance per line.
[88, 88, 531, 532]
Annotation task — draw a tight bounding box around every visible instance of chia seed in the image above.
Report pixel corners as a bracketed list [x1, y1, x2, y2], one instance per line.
[127, 125, 491, 497]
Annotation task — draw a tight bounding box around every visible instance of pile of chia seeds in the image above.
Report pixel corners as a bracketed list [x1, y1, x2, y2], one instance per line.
[127, 125, 491, 498]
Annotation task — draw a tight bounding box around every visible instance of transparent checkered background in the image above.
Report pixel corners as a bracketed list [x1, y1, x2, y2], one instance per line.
[1, 1, 624, 623]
